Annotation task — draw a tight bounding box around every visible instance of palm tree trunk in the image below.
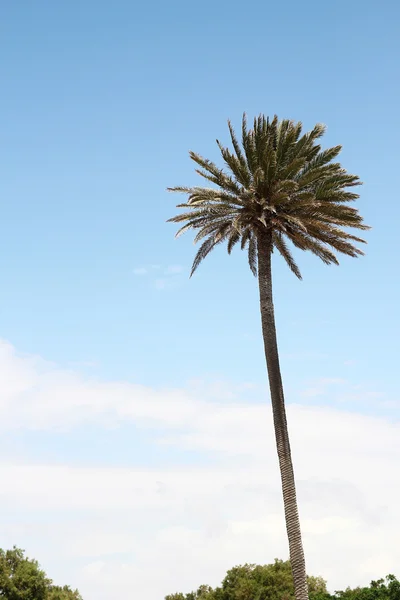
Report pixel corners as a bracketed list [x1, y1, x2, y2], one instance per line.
[257, 229, 308, 600]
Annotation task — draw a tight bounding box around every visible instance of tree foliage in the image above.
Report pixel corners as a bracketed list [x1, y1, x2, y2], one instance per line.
[165, 560, 400, 600]
[168, 114, 369, 279]
[0, 547, 82, 600]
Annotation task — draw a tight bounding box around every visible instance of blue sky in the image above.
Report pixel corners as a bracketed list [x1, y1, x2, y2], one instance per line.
[0, 1, 399, 599]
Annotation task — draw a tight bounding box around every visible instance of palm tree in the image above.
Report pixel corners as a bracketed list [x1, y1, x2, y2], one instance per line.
[167, 115, 369, 600]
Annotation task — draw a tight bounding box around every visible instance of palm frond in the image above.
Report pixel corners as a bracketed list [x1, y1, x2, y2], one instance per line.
[273, 232, 302, 279]
[248, 235, 257, 276]
[287, 230, 340, 265]
[227, 229, 241, 254]
[190, 227, 229, 276]
[193, 220, 232, 243]
[241, 113, 258, 175]
[240, 227, 252, 250]
[216, 141, 250, 188]
[168, 113, 369, 278]
[189, 152, 242, 195]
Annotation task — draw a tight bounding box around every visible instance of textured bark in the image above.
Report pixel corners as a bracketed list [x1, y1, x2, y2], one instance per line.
[257, 229, 308, 600]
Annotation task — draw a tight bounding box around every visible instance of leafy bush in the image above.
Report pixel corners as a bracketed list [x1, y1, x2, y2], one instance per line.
[165, 560, 400, 600]
[0, 547, 82, 600]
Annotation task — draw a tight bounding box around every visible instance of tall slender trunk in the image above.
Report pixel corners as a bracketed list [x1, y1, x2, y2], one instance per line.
[257, 229, 308, 600]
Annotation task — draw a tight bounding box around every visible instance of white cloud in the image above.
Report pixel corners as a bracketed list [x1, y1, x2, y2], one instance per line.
[344, 359, 358, 367]
[133, 267, 148, 275]
[155, 265, 184, 290]
[154, 278, 168, 290]
[301, 377, 346, 398]
[164, 264, 184, 275]
[0, 339, 399, 600]
[132, 264, 184, 289]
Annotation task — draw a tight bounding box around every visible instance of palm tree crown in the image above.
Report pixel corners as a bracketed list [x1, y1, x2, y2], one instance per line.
[168, 114, 369, 278]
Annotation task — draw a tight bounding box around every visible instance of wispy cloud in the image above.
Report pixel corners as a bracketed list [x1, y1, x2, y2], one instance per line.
[344, 359, 358, 367]
[154, 266, 185, 291]
[0, 340, 399, 600]
[132, 263, 184, 290]
[301, 377, 346, 398]
[283, 351, 329, 361]
[299, 377, 389, 412]
[154, 278, 168, 290]
[164, 264, 184, 275]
